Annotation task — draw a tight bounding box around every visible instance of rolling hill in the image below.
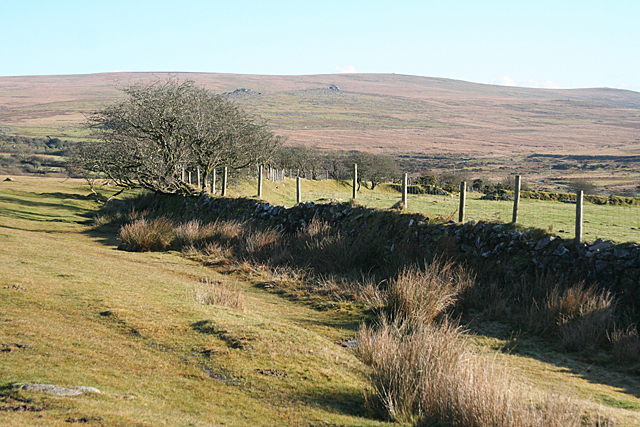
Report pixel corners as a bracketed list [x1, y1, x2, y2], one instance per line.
[1, 72, 639, 159]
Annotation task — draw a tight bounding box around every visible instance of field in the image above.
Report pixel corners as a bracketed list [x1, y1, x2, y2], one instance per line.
[222, 176, 640, 243]
[2, 176, 640, 426]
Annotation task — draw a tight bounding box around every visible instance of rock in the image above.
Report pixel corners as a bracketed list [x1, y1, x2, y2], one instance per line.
[75, 386, 101, 394]
[553, 244, 569, 257]
[595, 260, 610, 273]
[590, 241, 613, 252]
[614, 248, 632, 259]
[461, 244, 473, 252]
[13, 383, 82, 397]
[535, 235, 556, 250]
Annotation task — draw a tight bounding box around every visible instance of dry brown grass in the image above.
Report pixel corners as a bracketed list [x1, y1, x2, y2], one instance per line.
[526, 283, 616, 351]
[386, 260, 473, 326]
[610, 325, 640, 364]
[187, 277, 246, 311]
[118, 217, 174, 251]
[357, 317, 595, 427]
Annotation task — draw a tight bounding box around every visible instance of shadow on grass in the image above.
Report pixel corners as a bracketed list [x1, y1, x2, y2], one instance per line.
[293, 385, 377, 420]
[0, 194, 90, 213]
[466, 320, 640, 403]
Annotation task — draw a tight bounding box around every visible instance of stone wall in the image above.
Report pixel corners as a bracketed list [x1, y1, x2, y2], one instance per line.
[185, 195, 640, 308]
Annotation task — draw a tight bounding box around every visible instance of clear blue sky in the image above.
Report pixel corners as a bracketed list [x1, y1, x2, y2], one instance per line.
[2, 0, 639, 91]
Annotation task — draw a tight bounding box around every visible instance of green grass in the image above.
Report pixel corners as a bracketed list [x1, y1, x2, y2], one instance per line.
[228, 176, 640, 243]
[0, 176, 391, 426]
[2, 176, 640, 426]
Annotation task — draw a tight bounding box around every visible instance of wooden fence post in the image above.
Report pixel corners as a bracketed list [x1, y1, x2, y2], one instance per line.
[512, 175, 521, 224]
[575, 190, 583, 242]
[197, 167, 201, 189]
[221, 167, 228, 197]
[296, 177, 302, 204]
[402, 173, 408, 209]
[352, 163, 358, 199]
[258, 165, 263, 198]
[459, 181, 467, 222]
[212, 169, 216, 194]
[188, 170, 192, 185]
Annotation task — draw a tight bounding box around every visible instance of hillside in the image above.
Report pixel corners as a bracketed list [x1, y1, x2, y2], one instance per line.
[1, 72, 639, 158]
[2, 176, 640, 426]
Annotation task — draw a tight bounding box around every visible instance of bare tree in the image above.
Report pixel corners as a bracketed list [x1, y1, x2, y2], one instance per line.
[346, 151, 400, 190]
[274, 144, 322, 179]
[73, 78, 282, 195]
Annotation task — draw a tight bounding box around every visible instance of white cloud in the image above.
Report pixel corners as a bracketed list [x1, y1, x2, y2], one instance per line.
[333, 65, 357, 74]
[490, 76, 516, 86]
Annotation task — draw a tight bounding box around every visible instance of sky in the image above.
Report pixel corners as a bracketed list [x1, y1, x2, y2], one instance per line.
[1, 0, 639, 92]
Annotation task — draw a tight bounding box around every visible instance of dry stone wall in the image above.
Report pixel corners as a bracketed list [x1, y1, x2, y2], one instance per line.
[183, 195, 640, 308]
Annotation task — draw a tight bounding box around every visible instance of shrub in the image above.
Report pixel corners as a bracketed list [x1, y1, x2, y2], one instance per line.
[118, 217, 174, 252]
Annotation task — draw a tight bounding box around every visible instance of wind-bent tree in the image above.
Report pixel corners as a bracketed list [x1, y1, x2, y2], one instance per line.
[73, 78, 282, 195]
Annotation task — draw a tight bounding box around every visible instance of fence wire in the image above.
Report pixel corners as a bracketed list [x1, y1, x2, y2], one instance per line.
[195, 167, 640, 244]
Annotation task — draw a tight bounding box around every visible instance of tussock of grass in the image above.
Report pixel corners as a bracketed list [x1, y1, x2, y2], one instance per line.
[358, 317, 592, 427]
[118, 217, 174, 251]
[188, 277, 246, 311]
[526, 282, 616, 351]
[610, 325, 640, 364]
[386, 260, 473, 325]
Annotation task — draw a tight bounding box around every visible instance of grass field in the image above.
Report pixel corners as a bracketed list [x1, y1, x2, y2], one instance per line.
[2, 177, 640, 426]
[224, 176, 640, 243]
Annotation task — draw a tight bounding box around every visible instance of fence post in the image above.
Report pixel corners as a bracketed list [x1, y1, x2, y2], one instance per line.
[458, 181, 467, 222]
[188, 170, 192, 185]
[221, 167, 228, 197]
[575, 190, 583, 242]
[212, 169, 216, 195]
[353, 163, 358, 199]
[402, 173, 408, 209]
[296, 177, 302, 204]
[512, 175, 521, 224]
[181, 165, 185, 182]
[197, 167, 201, 189]
[258, 165, 263, 198]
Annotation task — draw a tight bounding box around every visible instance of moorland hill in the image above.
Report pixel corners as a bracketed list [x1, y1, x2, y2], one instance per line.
[1, 72, 639, 158]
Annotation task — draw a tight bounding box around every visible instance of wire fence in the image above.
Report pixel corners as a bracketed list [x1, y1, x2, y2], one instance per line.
[184, 165, 640, 244]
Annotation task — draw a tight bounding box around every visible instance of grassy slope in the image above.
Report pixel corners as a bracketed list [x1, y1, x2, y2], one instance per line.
[0, 177, 389, 426]
[2, 177, 640, 426]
